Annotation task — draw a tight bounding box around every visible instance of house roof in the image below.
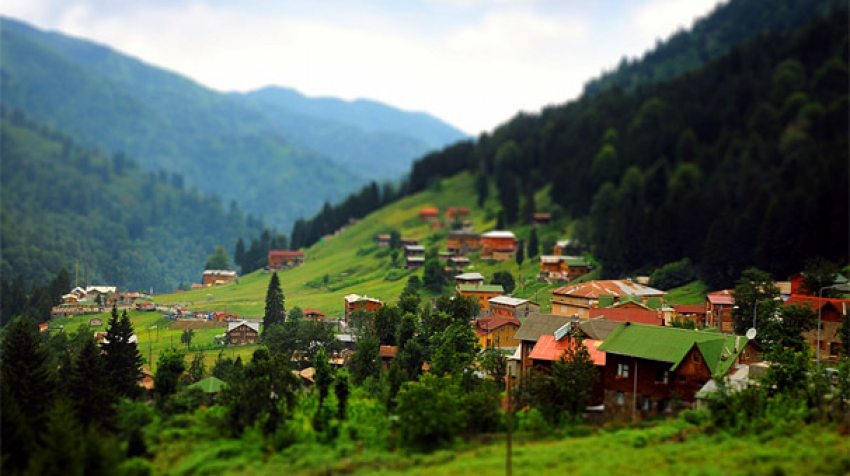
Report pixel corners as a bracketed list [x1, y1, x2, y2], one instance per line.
[514, 313, 573, 342]
[482, 230, 516, 239]
[588, 307, 663, 326]
[404, 245, 425, 251]
[380, 345, 398, 358]
[268, 250, 304, 257]
[577, 317, 622, 340]
[475, 316, 521, 333]
[540, 255, 563, 264]
[344, 294, 382, 304]
[455, 272, 484, 281]
[598, 323, 749, 376]
[784, 295, 850, 314]
[448, 230, 480, 239]
[490, 296, 533, 307]
[459, 284, 504, 293]
[529, 336, 606, 366]
[707, 290, 734, 305]
[203, 270, 237, 277]
[303, 308, 325, 317]
[227, 321, 260, 333]
[420, 207, 439, 215]
[552, 280, 665, 299]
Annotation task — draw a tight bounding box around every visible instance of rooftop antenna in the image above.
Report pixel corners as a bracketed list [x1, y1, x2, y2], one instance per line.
[745, 328, 757, 340]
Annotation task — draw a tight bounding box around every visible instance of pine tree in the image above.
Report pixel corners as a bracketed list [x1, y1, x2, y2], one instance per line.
[68, 334, 116, 428]
[528, 228, 540, 259]
[314, 347, 332, 406]
[102, 306, 143, 399]
[515, 240, 525, 267]
[262, 272, 285, 336]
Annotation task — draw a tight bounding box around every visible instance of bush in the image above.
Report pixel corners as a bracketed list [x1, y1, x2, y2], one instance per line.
[650, 258, 697, 290]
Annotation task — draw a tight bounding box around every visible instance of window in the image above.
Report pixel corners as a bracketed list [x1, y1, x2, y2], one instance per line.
[692, 353, 701, 363]
[617, 362, 629, 378]
[616, 392, 624, 406]
[561, 305, 567, 314]
[655, 368, 669, 384]
[642, 396, 651, 411]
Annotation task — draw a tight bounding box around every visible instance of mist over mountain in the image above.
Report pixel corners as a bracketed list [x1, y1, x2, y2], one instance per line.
[0, 17, 467, 230]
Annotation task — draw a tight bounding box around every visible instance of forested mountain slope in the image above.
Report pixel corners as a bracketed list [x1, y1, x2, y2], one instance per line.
[0, 17, 466, 230]
[0, 109, 267, 292]
[583, 0, 843, 95]
[299, 3, 849, 289]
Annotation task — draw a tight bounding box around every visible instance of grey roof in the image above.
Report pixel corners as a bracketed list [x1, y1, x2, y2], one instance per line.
[578, 317, 621, 340]
[227, 321, 260, 333]
[514, 313, 572, 342]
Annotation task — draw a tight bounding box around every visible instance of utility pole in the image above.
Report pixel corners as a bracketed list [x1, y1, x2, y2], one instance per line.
[506, 366, 512, 476]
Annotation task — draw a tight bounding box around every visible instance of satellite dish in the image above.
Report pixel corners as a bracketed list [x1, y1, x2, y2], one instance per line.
[746, 328, 757, 340]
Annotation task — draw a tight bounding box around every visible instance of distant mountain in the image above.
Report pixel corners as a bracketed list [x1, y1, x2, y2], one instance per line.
[0, 17, 467, 230]
[0, 109, 268, 292]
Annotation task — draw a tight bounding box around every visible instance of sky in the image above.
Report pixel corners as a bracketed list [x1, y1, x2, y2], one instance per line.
[2, 0, 725, 135]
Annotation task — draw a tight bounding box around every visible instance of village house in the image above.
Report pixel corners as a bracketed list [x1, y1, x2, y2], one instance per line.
[419, 207, 439, 222]
[587, 306, 664, 326]
[303, 308, 326, 322]
[454, 272, 485, 289]
[379, 345, 398, 370]
[403, 244, 425, 257]
[374, 234, 391, 247]
[550, 280, 665, 318]
[538, 255, 591, 281]
[457, 284, 504, 313]
[268, 250, 305, 270]
[598, 322, 761, 421]
[399, 237, 419, 247]
[705, 290, 735, 332]
[481, 230, 517, 260]
[343, 294, 383, 323]
[528, 332, 606, 406]
[202, 270, 237, 286]
[531, 212, 551, 227]
[445, 207, 470, 222]
[489, 296, 540, 320]
[474, 316, 522, 349]
[784, 295, 850, 362]
[673, 304, 708, 328]
[227, 321, 259, 346]
[513, 313, 575, 377]
[405, 256, 425, 270]
[447, 256, 471, 271]
[446, 230, 481, 256]
[553, 239, 584, 256]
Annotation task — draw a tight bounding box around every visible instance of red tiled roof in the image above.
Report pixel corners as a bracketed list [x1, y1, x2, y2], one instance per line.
[784, 295, 850, 313]
[707, 290, 734, 305]
[674, 304, 706, 315]
[303, 308, 325, 317]
[474, 316, 521, 333]
[588, 307, 662, 325]
[528, 335, 605, 366]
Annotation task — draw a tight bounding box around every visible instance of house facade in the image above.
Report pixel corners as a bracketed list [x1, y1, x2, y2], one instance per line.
[446, 230, 481, 255]
[528, 335, 606, 406]
[489, 296, 540, 320]
[227, 321, 260, 346]
[705, 290, 735, 332]
[785, 295, 850, 361]
[538, 255, 591, 281]
[474, 316, 521, 348]
[202, 270, 237, 286]
[481, 231, 517, 260]
[513, 313, 574, 377]
[344, 294, 383, 323]
[268, 250, 305, 269]
[303, 308, 326, 322]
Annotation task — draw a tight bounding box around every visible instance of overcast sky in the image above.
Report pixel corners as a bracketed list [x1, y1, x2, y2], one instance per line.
[3, 0, 724, 135]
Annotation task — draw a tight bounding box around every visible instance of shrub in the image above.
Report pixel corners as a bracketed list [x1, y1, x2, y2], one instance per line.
[650, 258, 697, 290]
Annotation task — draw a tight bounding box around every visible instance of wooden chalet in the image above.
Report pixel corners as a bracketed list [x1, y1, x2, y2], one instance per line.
[457, 284, 504, 313]
[227, 321, 260, 346]
[489, 296, 540, 320]
[474, 316, 522, 349]
[446, 230, 481, 255]
[784, 295, 850, 362]
[550, 280, 665, 318]
[202, 270, 237, 286]
[303, 308, 326, 322]
[598, 323, 761, 420]
[528, 334, 606, 406]
[344, 294, 383, 323]
[268, 250, 305, 269]
[481, 231, 517, 260]
[705, 290, 735, 332]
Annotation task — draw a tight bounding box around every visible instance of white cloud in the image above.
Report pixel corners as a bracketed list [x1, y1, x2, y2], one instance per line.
[631, 0, 724, 42]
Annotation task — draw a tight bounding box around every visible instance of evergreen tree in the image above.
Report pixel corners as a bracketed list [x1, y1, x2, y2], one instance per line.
[102, 306, 143, 399]
[262, 272, 285, 336]
[234, 238, 246, 273]
[68, 334, 116, 429]
[205, 245, 231, 270]
[527, 228, 540, 260]
[422, 258, 448, 294]
[515, 239, 525, 268]
[154, 348, 186, 408]
[314, 347, 333, 406]
[349, 333, 381, 386]
[333, 369, 350, 420]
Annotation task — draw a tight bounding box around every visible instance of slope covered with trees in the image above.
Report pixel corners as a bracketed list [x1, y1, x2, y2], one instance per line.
[0, 108, 268, 292]
[313, 3, 848, 288]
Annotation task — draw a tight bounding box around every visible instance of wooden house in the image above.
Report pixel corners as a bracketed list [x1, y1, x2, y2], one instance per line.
[538, 255, 591, 281]
[598, 323, 761, 420]
[454, 272, 485, 289]
[403, 244, 425, 257]
[406, 256, 425, 270]
[672, 304, 707, 328]
[268, 250, 305, 269]
[419, 207, 439, 222]
[513, 313, 575, 377]
[705, 290, 735, 332]
[587, 306, 664, 326]
[457, 284, 503, 313]
[550, 280, 665, 318]
[474, 316, 522, 349]
[528, 335, 606, 406]
[227, 321, 259, 346]
[202, 270, 237, 286]
[489, 296, 540, 320]
[399, 237, 419, 247]
[446, 230, 481, 255]
[785, 295, 850, 362]
[374, 234, 391, 247]
[531, 212, 551, 226]
[303, 308, 326, 322]
[379, 345, 398, 370]
[344, 294, 383, 323]
[481, 231, 517, 260]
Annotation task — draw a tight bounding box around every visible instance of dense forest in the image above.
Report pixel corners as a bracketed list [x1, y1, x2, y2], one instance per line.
[582, 0, 844, 95]
[294, 3, 849, 289]
[0, 108, 272, 292]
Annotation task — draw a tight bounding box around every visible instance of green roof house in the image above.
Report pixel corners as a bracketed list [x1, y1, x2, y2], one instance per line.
[598, 322, 761, 421]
